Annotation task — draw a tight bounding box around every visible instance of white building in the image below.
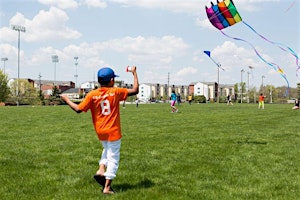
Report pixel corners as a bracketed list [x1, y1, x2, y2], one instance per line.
[194, 82, 209, 99]
[80, 81, 99, 89]
[138, 84, 151, 102]
[137, 83, 188, 102]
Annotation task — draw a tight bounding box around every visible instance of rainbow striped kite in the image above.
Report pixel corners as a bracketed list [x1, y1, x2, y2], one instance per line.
[206, 0, 242, 30]
[205, 0, 300, 92]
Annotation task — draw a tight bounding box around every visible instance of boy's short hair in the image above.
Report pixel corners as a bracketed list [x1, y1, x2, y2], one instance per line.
[98, 77, 111, 85]
[97, 67, 119, 85]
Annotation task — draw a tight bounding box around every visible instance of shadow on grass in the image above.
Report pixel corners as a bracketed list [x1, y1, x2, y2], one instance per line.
[114, 178, 155, 192]
[237, 140, 268, 145]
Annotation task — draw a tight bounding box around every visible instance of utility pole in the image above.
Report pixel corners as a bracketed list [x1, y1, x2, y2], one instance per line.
[38, 73, 42, 99]
[167, 72, 170, 97]
[74, 56, 78, 87]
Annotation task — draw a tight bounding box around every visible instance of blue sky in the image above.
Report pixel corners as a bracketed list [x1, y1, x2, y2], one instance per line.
[0, 0, 299, 89]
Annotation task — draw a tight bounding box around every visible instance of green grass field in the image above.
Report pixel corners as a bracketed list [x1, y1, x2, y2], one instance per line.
[1, 103, 299, 199]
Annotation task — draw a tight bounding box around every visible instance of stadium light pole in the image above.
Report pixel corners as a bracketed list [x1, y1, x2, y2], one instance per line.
[261, 75, 265, 93]
[1, 57, 8, 74]
[74, 56, 78, 87]
[248, 66, 255, 103]
[247, 71, 250, 103]
[52, 55, 59, 86]
[217, 63, 221, 103]
[11, 24, 26, 106]
[240, 69, 245, 103]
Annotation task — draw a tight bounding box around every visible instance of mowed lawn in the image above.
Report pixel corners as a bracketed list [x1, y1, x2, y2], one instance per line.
[0, 103, 299, 200]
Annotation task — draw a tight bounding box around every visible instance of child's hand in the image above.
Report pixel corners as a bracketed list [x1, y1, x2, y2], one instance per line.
[60, 94, 68, 101]
[131, 66, 136, 73]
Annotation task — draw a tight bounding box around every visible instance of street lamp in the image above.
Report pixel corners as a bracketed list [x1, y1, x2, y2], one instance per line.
[261, 75, 265, 93]
[11, 24, 26, 106]
[74, 56, 78, 87]
[1, 57, 8, 74]
[241, 69, 245, 103]
[217, 63, 222, 103]
[247, 71, 250, 103]
[248, 66, 255, 103]
[52, 55, 59, 86]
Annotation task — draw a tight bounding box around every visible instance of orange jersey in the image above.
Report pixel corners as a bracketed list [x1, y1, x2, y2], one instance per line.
[78, 87, 128, 141]
[259, 95, 265, 102]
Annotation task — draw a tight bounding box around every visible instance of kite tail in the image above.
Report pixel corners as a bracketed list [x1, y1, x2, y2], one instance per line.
[242, 21, 300, 75]
[220, 30, 290, 93]
[285, 0, 297, 12]
[270, 62, 290, 96]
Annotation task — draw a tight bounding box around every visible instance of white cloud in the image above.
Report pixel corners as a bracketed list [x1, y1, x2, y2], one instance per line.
[109, 0, 203, 14]
[0, 7, 81, 43]
[108, 0, 278, 14]
[25, 35, 189, 75]
[0, 44, 18, 63]
[84, 0, 107, 8]
[177, 67, 198, 76]
[98, 35, 189, 65]
[38, 0, 78, 9]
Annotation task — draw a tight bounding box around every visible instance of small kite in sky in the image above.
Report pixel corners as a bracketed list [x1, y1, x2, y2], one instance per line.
[203, 50, 224, 71]
[205, 0, 300, 91]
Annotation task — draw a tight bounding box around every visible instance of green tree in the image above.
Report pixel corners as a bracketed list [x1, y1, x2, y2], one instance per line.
[0, 70, 10, 102]
[8, 79, 39, 105]
[39, 90, 44, 101]
[248, 86, 257, 103]
[48, 86, 63, 105]
[51, 86, 60, 98]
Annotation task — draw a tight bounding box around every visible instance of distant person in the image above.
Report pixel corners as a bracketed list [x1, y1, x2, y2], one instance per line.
[170, 90, 178, 113]
[292, 99, 299, 110]
[61, 66, 139, 194]
[135, 98, 139, 108]
[177, 93, 181, 106]
[188, 95, 192, 105]
[258, 93, 265, 109]
[227, 94, 233, 105]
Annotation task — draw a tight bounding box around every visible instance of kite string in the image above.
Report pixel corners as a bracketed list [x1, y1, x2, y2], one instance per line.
[242, 21, 300, 75]
[285, 0, 297, 12]
[220, 30, 290, 93]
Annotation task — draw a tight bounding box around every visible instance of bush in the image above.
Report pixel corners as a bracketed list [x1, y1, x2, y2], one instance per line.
[194, 95, 207, 103]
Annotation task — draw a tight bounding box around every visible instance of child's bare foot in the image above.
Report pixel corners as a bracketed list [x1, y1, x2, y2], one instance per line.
[103, 188, 114, 194]
[102, 179, 114, 194]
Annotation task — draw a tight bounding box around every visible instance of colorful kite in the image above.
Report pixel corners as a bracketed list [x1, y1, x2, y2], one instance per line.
[205, 0, 300, 92]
